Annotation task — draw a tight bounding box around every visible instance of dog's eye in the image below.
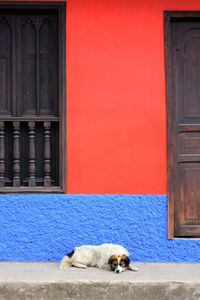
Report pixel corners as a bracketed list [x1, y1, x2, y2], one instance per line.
[113, 263, 118, 267]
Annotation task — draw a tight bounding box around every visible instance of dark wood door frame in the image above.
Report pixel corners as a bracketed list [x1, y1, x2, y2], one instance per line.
[165, 11, 200, 238]
[0, 2, 66, 193]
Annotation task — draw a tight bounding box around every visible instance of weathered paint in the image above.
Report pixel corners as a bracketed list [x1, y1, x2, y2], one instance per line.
[0, 194, 200, 262]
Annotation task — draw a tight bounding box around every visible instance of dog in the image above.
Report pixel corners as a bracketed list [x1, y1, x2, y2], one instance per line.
[60, 243, 138, 273]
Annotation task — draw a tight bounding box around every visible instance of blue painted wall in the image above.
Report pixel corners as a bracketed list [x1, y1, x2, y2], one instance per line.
[0, 194, 200, 262]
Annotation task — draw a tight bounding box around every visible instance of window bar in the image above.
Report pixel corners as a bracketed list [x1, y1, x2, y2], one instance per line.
[0, 122, 5, 187]
[13, 121, 20, 187]
[12, 16, 17, 117]
[36, 18, 40, 116]
[28, 121, 36, 186]
[44, 121, 51, 187]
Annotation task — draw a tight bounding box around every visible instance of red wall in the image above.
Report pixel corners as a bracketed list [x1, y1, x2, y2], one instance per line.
[18, 0, 200, 194]
[67, 0, 200, 194]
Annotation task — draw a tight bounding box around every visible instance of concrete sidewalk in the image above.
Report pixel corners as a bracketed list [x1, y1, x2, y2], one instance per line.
[0, 263, 200, 299]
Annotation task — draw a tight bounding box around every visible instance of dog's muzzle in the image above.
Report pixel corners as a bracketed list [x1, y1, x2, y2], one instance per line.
[114, 265, 123, 273]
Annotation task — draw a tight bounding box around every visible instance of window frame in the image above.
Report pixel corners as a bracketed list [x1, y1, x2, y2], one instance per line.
[0, 2, 66, 193]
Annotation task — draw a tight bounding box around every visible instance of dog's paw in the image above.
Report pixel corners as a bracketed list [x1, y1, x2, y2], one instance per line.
[59, 263, 70, 270]
[129, 264, 138, 271]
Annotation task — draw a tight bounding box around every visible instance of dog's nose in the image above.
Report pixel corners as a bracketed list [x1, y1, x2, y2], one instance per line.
[116, 269, 120, 273]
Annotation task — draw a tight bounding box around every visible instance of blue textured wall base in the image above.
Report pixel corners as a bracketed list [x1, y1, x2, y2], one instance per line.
[0, 194, 200, 262]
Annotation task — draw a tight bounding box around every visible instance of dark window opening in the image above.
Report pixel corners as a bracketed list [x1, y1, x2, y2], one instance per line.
[0, 3, 66, 193]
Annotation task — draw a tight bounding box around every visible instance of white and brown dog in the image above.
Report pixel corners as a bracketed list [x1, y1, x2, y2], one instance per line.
[60, 243, 138, 273]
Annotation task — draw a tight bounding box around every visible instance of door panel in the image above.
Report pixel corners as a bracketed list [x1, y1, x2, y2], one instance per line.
[177, 163, 200, 222]
[0, 18, 12, 115]
[39, 17, 58, 116]
[175, 25, 200, 122]
[16, 12, 58, 117]
[22, 18, 37, 115]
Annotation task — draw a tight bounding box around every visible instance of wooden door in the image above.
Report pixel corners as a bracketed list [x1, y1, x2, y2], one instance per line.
[166, 13, 200, 237]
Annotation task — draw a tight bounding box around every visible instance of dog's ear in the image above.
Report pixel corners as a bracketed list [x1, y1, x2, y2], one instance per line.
[125, 256, 130, 266]
[121, 255, 130, 267]
[124, 256, 130, 267]
[108, 255, 116, 265]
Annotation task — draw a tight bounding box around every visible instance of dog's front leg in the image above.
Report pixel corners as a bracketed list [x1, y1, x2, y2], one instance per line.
[72, 262, 87, 269]
[128, 263, 138, 271]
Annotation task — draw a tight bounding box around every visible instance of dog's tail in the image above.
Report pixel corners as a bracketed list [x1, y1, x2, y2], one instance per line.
[59, 255, 72, 269]
[59, 249, 74, 269]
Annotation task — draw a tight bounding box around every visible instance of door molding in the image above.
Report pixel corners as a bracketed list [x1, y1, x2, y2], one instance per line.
[165, 11, 175, 239]
[165, 11, 200, 238]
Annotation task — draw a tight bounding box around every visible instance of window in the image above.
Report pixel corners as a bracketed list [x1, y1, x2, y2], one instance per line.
[0, 3, 66, 192]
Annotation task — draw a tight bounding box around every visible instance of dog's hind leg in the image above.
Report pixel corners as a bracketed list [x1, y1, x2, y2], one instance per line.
[71, 262, 87, 269]
[60, 256, 72, 269]
[128, 263, 138, 271]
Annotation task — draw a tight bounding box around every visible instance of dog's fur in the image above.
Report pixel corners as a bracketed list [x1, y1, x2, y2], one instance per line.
[60, 243, 138, 273]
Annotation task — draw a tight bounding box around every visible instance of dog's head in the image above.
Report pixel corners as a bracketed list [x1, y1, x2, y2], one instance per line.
[108, 254, 130, 273]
